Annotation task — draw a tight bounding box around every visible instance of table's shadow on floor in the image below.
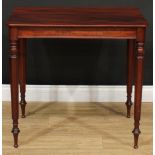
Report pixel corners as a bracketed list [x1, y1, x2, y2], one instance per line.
[3, 102, 152, 148]
[22, 102, 130, 146]
[26, 102, 126, 117]
[21, 116, 131, 146]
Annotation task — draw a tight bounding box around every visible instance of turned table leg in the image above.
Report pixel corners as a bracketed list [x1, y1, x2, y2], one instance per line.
[19, 39, 27, 118]
[9, 28, 20, 148]
[125, 39, 135, 118]
[132, 28, 145, 149]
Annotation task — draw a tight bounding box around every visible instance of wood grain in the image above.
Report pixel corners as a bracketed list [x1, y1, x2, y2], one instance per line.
[18, 27, 137, 39]
[8, 7, 147, 27]
[3, 102, 152, 155]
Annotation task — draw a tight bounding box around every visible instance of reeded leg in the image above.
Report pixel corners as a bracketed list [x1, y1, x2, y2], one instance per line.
[125, 39, 135, 118]
[132, 28, 145, 149]
[9, 28, 20, 148]
[19, 39, 27, 118]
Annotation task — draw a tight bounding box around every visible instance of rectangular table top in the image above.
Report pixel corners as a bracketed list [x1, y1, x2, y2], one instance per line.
[8, 7, 147, 28]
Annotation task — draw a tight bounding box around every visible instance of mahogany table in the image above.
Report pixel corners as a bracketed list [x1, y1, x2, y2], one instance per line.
[7, 7, 147, 148]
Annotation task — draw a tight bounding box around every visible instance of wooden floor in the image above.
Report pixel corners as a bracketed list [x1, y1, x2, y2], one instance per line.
[3, 102, 152, 155]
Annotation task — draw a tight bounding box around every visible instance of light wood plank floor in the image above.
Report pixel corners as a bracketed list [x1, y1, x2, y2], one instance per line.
[3, 102, 152, 155]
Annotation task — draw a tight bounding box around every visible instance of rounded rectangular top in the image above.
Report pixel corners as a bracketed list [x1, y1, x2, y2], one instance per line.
[8, 7, 148, 27]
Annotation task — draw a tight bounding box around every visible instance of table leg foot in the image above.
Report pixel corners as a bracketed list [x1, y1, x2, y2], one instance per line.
[12, 125, 20, 148]
[125, 99, 133, 118]
[20, 99, 27, 118]
[132, 128, 141, 149]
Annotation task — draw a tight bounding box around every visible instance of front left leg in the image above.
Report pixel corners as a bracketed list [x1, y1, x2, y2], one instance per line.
[9, 28, 20, 148]
[19, 39, 27, 118]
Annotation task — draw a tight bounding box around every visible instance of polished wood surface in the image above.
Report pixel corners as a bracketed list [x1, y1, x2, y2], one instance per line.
[8, 7, 147, 27]
[132, 28, 145, 148]
[3, 102, 153, 155]
[9, 27, 20, 148]
[7, 7, 148, 148]
[17, 27, 137, 39]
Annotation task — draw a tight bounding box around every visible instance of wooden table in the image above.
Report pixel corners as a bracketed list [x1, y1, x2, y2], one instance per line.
[7, 7, 147, 148]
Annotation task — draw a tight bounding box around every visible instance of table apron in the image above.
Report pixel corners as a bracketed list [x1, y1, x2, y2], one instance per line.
[17, 27, 137, 39]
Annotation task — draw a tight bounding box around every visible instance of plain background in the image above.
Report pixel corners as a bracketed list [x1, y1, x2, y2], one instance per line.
[2, 0, 153, 85]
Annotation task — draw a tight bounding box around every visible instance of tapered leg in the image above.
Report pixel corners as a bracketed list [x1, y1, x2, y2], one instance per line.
[132, 28, 145, 149]
[19, 39, 27, 118]
[9, 28, 20, 148]
[125, 40, 135, 118]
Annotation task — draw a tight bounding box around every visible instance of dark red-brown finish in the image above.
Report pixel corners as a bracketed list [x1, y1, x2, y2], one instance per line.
[132, 28, 145, 149]
[125, 39, 135, 118]
[19, 39, 27, 118]
[7, 7, 147, 148]
[8, 7, 147, 27]
[9, 27, 20, 148]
